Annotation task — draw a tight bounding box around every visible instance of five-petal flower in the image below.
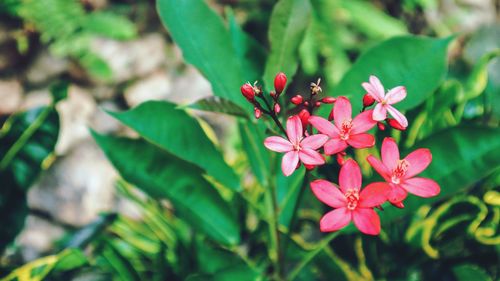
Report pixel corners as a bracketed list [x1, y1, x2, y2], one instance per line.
[362, 75, 408, 128]
[367, 137, 440, 204]
[310, 159, 389, 235]
[309, 96, 377, 155]
[264, 115, 328, 176]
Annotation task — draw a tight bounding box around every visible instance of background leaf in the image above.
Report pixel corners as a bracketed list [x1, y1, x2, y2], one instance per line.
[184, 96, 249, 120]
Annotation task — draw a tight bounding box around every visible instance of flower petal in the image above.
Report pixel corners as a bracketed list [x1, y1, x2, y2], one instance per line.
[310, 179, 346, 208]
[324, 138, 348, 155]
[301, 134, 329, 150]
[366, 155, 391, 182]
[346, 133, 375, 149]
[385, 86, 406, 104]
[401, 177, 440, 198]
[362, 83, 382, 102]
[351, 110, 377, 134]
[387, 184, 408, 203]
[320, 208, 351, 232]
[370, 75, 385, 99]
[359, 182, 390, 208]
[299, 148, 325, 165]
[404, 148, 432, 178]
[339, 159, 362, 192]
[282, 151, 299, 177]
[372, 103, 387, 121]
[286, 115, 303, 143]
[264, 136, 293, 152]
[381, 137, 399, 171]
[362, 75, 385, 101]
[308, 116, 338, 137]
[333, 97, 352, 128]
[352, 208, 381, 235]
[386, 105, 408, 128]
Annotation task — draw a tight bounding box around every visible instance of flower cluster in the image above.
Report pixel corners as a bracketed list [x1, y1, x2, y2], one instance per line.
[241, 73, 440, 235]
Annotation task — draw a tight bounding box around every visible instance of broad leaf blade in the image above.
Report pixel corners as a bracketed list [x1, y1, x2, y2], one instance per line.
[184, 96, 248, 119]
[92, 132, 240, 245]
[107, 101, 240, 192]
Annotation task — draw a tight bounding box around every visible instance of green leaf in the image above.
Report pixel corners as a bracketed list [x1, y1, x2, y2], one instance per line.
[277, 166, 305, 230]
[452, 264, 492, 281]
[382, 126, 500, 221]
[91, 133, 240, 245]
[238, 121, 271, 183]
[263, 0, 312, 88]
[331, 36, 453, 114]
[184, 96, 249, 119]
[82, 12, 137, 40]
[107, 101, 240, 192]
[156, 0, 249, 109]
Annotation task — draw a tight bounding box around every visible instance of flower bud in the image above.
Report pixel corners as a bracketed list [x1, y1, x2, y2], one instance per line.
[303, 101, 309, 107]
[291, 95, 303, 105]
[298, 109, 310, 127]
[336, 153, 345, 166]
[387, 118, 406, 131]
[328, 110, 334, 121]
[274, 103, 281, 114]
[270, 91, 277, 99]
[274, 72, 287, 94]
[304, 164, 315, 170]
[315, 101, 321, 107]
[254, 107, 262, 119]
[362, 93, 375, 107]
[241, 83, 255, 102]
[377, 122, 385, 131]
[321, 97, 336, 104]
[391, 201, 405, 208]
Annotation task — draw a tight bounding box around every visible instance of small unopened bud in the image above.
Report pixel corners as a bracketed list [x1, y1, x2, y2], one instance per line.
[274, 103, 281, 114]
[391, 201, 405, 209]
[315, 101, 321, 107]
[254, 107, 262, 119]
[377, 122, 385, 131]
[336, 153, 345, 166]
[304, 164, 315, 170]
[387, 118, 406, 131]
[291, 95, 303, 105]
[241, 83, 255, 102]
[298, 109, 310, 127]
[270, 91, 277, 99]
[328, 110, 334, 121]
[303, 101, 309, 107]
[321, 97, 336, 104]
[363, 93, 375, 107]
[274, 72, 287, 94]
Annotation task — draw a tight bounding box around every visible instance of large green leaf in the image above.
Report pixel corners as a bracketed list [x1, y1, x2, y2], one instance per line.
[263, 0, 312, 88]
[382, 126, 500, 221]
[156, 0, 250, 109]
[107, 101, 240, 192]
[92, 133, 240, 246]
[238, 121, 271, 184]
[331, 36, 453, 114]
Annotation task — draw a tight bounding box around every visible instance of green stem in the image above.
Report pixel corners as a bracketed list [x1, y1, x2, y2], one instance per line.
[269, 182, 284, 280]
[288, 232, 340, 281]
[0, 104, 54, 170]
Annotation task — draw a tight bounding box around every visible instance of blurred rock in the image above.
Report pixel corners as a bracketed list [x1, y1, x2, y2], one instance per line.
[0, 79, 23, 114]
[55, 85, 97, 155]
[25, 50, 68, 85]
[124, 70, 172, 107]
[28, 141, 117, 227]
[16, 216, 65, 261]
[91, 33, 167, 83]
[166, 66, 212, 104]
[90, 101, 123, 134]
[90, 85, 116, 101]
[21, 88, 52, 110]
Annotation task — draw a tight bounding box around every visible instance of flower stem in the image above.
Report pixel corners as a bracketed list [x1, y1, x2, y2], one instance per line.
[287, 232, 340, 281]
[258, 95, 287, 136]
[270, 183, 284, 280]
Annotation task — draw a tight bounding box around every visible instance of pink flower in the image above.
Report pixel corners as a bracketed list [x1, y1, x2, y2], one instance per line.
[362, 75, 408, 128]
[367, 137, 440, 204]
[310, 159, 389, 235]
[308, 96, 377, 155]
[264, 115, 328, 176]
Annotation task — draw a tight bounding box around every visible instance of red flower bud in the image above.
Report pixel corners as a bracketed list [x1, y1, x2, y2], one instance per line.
[274, 103, 281, 114]
[290, 95, 303, 105]
[387, 118, 406, 131]
[304, 164, 315, 170]
[241, 83, 255, 102]
[298, 109, 310, 127]
[377, 122, 386, 131]
[303, 101, 309, 107]
[315, 101, 321, 107]
[363, 93, 375, 107]
[254, 107, 262, 119]
[328, 110, 334, 121]
[391, 201, 405, 209]
[321, 97, 336, 104]
[336, 153, 345, 166]
[274, 72, 287, 94]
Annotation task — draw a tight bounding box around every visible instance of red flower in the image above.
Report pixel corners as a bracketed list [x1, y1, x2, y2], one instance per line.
[367, 137, 440, 204]
[310, 160, 389, 235]
[264, 115, 328, 176]
[309, 96, 376, 155]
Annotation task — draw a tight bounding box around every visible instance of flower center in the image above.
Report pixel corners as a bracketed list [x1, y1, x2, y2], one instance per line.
[344, 188, 359, 210]
[391, 159, 409, 184]
[339, 119, 353, 140]
[293, 143, 301, 151]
